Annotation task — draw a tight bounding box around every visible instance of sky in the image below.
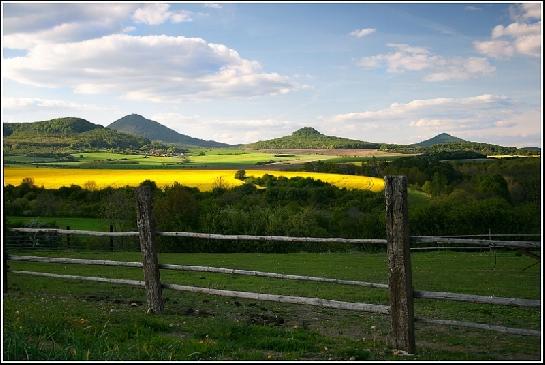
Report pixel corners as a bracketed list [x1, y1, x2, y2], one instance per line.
[1, 2, 542, 147]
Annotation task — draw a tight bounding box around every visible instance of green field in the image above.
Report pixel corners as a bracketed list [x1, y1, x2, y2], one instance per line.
[4, 250, 540, 360]
[4, 150, 340, 169]
[186, 151, 337, 167]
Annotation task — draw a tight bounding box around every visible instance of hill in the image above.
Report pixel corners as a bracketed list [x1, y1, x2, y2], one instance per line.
[246, 127, 381, 149]
[380, 132, 539, 156]
[415, 133, 467, 147]
[3, 117, 98, 136]
[107, 114, 229, 147]
[3, 117, 150, 154]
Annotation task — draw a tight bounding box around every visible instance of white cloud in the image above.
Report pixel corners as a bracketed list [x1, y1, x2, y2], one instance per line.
[331, 94, 540, 146]
[3, 3, 137, 50]
[2, 97, 105, 112]
[473, 40, 515, 59]
[4, 34, 296, 102]
[424, 57, 495, 82]
[349, 28, 376, 38]
[334, 94, 508, 122]
[204, 3, 223, 9]
[511, 3, 542, 21]
[1, 97, 112, 124]
[409, 119, 449, 127]
[464, 6, 482, 12]
[132, 4, 192, 25]
[474, 3, 541, 58]
[358, 43, 495, 81]
[122, 26, 136, 33]
[521, 3, 542, 20]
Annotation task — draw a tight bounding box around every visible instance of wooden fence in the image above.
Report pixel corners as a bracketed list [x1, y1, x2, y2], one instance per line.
[4, 176, 541, 354]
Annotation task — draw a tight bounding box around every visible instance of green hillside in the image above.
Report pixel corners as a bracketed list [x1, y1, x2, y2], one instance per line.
[415, 133, 467, 147]
[107, 114, 229, 147]
[3, 117, 150, 154]
[3, 117, 98, 136]
[380, 133, 539, 156]
[246, 127, 381, 149]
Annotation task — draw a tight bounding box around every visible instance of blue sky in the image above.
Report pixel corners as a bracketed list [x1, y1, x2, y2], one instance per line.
[2, 2, 542, 146]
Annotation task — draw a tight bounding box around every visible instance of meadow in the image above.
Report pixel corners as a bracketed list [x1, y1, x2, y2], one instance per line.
[4, 148, 412, 169]
[3, 167, 385, 192]
[5, 150, 342, 169]
[4, 250, 540, 360]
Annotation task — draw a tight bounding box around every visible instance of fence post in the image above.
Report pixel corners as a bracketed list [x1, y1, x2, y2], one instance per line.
[385, 176, 415, 353]
[66, 226, 70, 248]
[110, 224, 114, 251]
[136, 185, 164, 314]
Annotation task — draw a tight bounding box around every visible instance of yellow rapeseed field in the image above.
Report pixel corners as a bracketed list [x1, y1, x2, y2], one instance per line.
[3, 167, 384, 192]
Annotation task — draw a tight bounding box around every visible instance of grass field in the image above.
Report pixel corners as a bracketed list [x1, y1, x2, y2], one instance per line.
[3, 250, 540, 360]
[4, 149, 418, 169]
[186, 151, 338, 166]
[3, 167, 385, 192]
[4, 150, 341, 169]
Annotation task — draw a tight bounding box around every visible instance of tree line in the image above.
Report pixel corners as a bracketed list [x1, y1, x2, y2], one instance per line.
[4, 156, 540, 252]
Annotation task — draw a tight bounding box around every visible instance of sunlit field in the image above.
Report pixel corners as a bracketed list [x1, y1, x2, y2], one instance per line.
[3, 167, 385, 192]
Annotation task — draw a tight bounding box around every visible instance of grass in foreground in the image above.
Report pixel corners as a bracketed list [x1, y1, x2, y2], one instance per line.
[3, 250, 541, 360]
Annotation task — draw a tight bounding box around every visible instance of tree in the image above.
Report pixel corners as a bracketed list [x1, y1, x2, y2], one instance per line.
[234, 169, 246, 180]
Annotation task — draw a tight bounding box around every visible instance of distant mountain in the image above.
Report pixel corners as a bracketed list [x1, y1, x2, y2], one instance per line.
[246, 127, 381, 149]
[108, 114, 229, 147]
[415, 133, 468, 147]
[519, 146, 541, 152]
[3, 117, 149, 153]
[381, 132, 539, 156]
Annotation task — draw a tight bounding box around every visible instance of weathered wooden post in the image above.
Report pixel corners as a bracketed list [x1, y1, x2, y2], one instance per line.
[385, 176, 415, 353]
[136, 185, 164, 314]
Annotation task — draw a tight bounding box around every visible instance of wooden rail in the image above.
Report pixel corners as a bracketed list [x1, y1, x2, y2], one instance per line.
[10, 228, 386, 245]
[412, 236, 540, 249]
[11, 228, 540, 249]
[10, 270, 390, 314]
[9, 255, 540, 308]
[417, 234, 540, 238]
[415, 317, 540, 337]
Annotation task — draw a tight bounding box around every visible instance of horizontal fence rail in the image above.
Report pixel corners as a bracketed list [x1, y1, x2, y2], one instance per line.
[10, 228, 386, 245]
[412, 289, 540, 307]
[414, 317, 540, 337]
[411, 236, 540, 249]
[10, 270, 389, 314]
[11, 228, 139, 237]
[421, 234, 541, 238]
[8, 255, 540, 308]
[410, 247, 488, 251]
[9, 269, 539, 337]
[10, 228, 542, 249]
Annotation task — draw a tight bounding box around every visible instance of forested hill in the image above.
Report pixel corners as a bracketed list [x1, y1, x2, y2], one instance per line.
[3, 117, 150, 153]
[3, 117, 98, 136]
[107, 114, 229, 147]
[246, 127, 381, 149]
[380, 133, 540, 156]
[415, 133, 467, 147]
